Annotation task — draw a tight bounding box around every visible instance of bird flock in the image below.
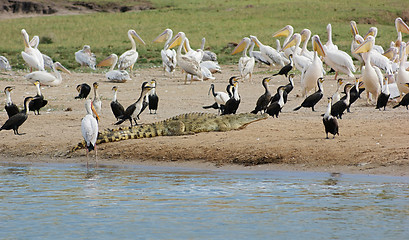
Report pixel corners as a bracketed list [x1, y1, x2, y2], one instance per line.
[1, 17, 409, 166]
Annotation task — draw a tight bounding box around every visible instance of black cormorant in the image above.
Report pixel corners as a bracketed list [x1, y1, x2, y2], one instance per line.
[110, 86, 125, 121]
[1, 97, 33, 135]
[29, 80, 48, 115]
[115, 82, 153, 126]
[148, 79, 159, 114]
[75, 83, 91, 99]
[4, 86, 20, 118]
[251, 77, 272, 114]
[293, 77, 324, 112]
[323, 97, 339, 139]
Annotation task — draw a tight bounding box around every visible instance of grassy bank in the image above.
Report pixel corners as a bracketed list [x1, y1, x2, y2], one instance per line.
[0, 0, 408, 70]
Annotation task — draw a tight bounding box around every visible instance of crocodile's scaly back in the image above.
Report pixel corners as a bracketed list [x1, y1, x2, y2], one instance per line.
[72, 113, 268, 151]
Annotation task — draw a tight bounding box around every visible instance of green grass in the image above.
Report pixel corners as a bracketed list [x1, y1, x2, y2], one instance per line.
[0, 0, 408, 71]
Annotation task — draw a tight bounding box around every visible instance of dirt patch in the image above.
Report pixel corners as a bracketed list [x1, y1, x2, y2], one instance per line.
[0, 0, 153, 19]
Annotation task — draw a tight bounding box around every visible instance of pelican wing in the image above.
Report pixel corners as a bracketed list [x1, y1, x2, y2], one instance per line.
[200, 60, 221, 73]
[118, 50, 138, 70]
[25, 71, 56, 85]
[369, 51, 393, 75]
[106, 70, 131, 83]
[0, 56, 11, 70]
[239, 56, 255, 79]
[22, 50, 43, 71]
[161, 49, 177, 72]
[179, 55, 201, 76]
[324, 49, 355, 77]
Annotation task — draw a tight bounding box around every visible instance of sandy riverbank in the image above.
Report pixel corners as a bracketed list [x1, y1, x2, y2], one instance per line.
[0, 65, 408, 176]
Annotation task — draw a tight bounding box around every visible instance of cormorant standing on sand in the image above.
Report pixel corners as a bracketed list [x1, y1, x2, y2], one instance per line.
[251, 77, 272, 114]
[29, 80, 48, 115]
[293, 77, 324, 112]
[75, 83, 91, 99]
[110, 86, 125, 121]
[4, 86, 20, 118]
[148, 79, 159, 114]
[0, 97, 33, 135]
[273, 54, 293, 77]
[323, 97, 339, 139]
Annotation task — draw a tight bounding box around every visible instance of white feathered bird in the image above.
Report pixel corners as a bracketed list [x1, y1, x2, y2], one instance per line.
[81, 99, 99, 168]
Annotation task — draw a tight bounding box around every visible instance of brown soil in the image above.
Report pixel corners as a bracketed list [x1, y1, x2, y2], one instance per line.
[0, 65, 409, 176]
[0, 0, 153, 19]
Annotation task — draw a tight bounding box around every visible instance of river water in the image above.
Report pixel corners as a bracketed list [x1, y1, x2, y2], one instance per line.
[1, 162, 408, 239]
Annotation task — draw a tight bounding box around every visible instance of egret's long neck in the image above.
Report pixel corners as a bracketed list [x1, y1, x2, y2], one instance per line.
[5, 91, 12, 105]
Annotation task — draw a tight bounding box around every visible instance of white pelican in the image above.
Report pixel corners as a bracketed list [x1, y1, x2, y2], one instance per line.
[231, 37, 255, 82]
[25, 62, 71, 86]
[200, 60, 221, 74]
[325, 23, 339, 51]
[249, 40, 271, 67]
[21, 29, 44, 71]
[363, 27, 384, 54]
[169, 32, 203, 84]
[29, 35, 55, 70]
[300, 35, 325, 97]
[187, 64, 215, 81]
[184, 37, 203, 64]
[118, 29, 146, 71]
[350, 21, 364, 67]
[321, 27, 356, 79]
[153, 28, 177, 74]
[283, 33, 312, 72]
[395, 17, 409, 55]
[81, 99, 100, 168]
[92, 82, 102, 116]
[299, 29, 314, 60]
[0, 56, 11, 71]
[273, 25, 295, 58]
[250, 35, 289, 69]
[97, 53, 131, 83]
[200, 37, 217, 62]
[75, 45, 96, 70]
[396, 42, 409, 96]
[353, 36, 382, 104]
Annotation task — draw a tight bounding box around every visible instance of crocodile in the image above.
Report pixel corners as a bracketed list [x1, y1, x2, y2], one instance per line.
[72, 112, 268, 151]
